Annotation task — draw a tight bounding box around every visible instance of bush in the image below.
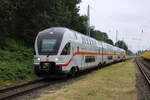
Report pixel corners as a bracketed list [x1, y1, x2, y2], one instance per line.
[0, 39, 35, 80]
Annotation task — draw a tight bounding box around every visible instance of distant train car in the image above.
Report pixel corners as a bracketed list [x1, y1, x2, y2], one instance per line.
[116, 47, 125, 60]
[33, 27, 126, 77]
[120, 49, 126, 61]
[141, 51, 150, 60]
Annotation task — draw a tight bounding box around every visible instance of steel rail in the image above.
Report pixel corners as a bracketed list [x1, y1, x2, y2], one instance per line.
[136, 58, 150, 85]
[0, 78, 65, 100]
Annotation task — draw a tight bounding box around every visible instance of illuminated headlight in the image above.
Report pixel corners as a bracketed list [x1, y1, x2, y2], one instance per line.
[55, 58, 59, 62]
[37, 57, 41, 61]
[34, 57, 41, 62]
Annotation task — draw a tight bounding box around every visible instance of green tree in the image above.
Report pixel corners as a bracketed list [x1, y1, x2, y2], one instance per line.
[115, 40, 128, 51]
[0, 0, 15, 37]
[0, 0, 85, 47]
[91, 30, 107, 41]
[91, 29, 114, 45]
[126, 50, 133, 55]
[106, 39, 114, 45]
[0, 0, 114, 48]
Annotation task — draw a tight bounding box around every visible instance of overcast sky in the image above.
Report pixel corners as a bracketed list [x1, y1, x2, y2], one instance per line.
[79, 0, 150, 53]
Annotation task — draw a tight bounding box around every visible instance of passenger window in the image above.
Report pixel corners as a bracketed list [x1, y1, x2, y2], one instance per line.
[61, 43, 71, 55]
[74, 32, 78, 39]
[77, 46, 79, 52]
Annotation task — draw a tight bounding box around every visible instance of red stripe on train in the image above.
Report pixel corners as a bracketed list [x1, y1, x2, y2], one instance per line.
[57, 52, 122, 67]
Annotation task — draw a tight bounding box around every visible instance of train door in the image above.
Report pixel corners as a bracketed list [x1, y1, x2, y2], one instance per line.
[102, 43, 107, 64]
[77, 46, 84, 69]
[99, 47, 103, 64]
[60, 42, 72, 67]
[101, 43, 104, 64]
[79, 45, 86, 70]
[71, 42, 82, 69]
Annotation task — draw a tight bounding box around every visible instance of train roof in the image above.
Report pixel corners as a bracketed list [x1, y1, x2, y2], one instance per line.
[38, 27, 126, 52]
[39, 27, 68, 34]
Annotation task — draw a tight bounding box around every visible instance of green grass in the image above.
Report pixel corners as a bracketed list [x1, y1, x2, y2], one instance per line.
[35, 60, 137, 100]
[0, 38, 36, 87]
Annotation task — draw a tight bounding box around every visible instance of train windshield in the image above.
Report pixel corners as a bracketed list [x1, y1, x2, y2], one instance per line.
[41, 39, 57, 53]
[37, 29, 65, 55]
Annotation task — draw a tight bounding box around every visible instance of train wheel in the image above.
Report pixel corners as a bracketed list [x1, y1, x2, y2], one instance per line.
[34, 67, 43, 77]
[103, 62, 106, 66]
[75, 67, 80, 76]
[70, 67, 78, 77]
[98, 63, 102, 69]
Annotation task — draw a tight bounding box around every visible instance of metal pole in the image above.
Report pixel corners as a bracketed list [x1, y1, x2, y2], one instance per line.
[87, 5, 90, 36]
[116, 30, 118, 43]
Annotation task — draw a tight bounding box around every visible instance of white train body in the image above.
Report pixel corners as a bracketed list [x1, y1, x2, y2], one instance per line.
[33, 27, 126, 76]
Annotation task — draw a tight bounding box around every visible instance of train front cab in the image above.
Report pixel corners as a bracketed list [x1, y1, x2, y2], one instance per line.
[33, 28, 72, 77]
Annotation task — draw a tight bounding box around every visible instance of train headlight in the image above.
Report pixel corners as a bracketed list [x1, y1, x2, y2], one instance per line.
[37, 57, 41, 61]
[55, 58, 59, 62]
[34, 57, 41, 62]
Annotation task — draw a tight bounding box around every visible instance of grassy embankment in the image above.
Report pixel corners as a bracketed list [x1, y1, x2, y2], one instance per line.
[35, 60, 136, 100]
[0, 38, 36, 87]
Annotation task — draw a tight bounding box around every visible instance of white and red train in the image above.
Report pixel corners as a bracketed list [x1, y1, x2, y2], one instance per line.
[33, 27, 126, 77]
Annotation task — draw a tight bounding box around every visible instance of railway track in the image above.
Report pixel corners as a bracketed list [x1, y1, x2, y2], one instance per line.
[0, 71, 93, 100]
[0, 66, 100, 100]
[135, 57, 150, 85]
[0, 78, 66, 100]
[0, 60, 127, 100]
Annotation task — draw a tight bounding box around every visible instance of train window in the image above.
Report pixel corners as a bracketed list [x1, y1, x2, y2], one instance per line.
[77, 46, 79, 52]
[61, 43, 71, 55]
[87, 39, 89, 44]
[88, 39, 90, 45]
[89, 39, 91, 45]
[41, 39, 57, 53]
[108, 56, 113, 60]
[87, 39, 89, 45]
[74, 32, 78, 39]
[85, 56, 95, 63]
[85, 39, 88, 44]
[82, 37, 85, 44]
[95, 41, 97, 45]
[92, 40, 94, 45]
[89, 40, 92, 45]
